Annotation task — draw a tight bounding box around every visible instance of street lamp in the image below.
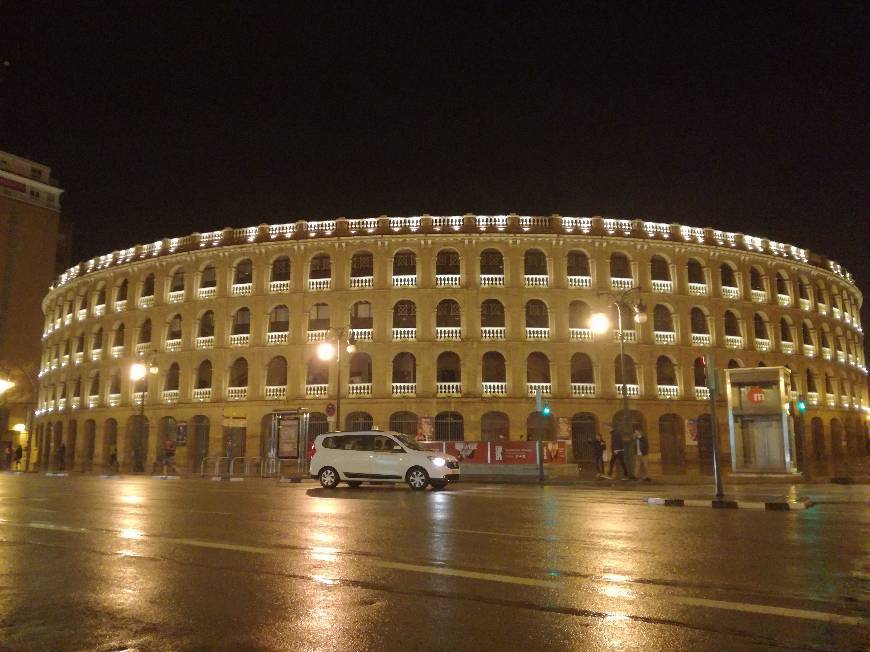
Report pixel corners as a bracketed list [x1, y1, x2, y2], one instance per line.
[0, 378, 14, 395]
[129, 357, 157, 472]
[591, 287, 647, 467]
[315, 328, 356, 431]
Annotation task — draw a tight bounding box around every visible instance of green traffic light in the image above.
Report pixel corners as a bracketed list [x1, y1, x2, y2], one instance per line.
[797, 400, 806, 412]
[542, 405, 551, 416]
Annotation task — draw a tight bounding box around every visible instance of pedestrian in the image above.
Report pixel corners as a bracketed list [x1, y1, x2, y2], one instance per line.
[633, 428, 650, 481]
[592, 433, 606, 477]
[14, 444, 23, 471]
[109, 445, 118, 473]
[163, 437, 176, 470]
[57, 441, 67, 472]
[608, 427, 632, 479]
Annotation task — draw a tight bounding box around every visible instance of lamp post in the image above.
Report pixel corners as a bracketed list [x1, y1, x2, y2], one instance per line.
[129, 357, 158, 472]
[590, 287, 647, 470]
[316, 328, 356, 431]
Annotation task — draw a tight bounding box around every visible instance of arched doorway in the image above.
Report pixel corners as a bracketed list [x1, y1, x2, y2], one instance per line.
[830, 418, 843, 459]
[190, 416, 210, 472]
[102, 418, 118, 472]
[571, 413, 597, 463]
[157, 417, 178, 464]
[811, 417, 825, 462]
[526, 411, 556, 441]
[659, 414, 685, 473]
[696, 414, 715, 473]
[125, 415, 149, 473]
[67, 420, 78, 470]
[83, 420, 96, 472]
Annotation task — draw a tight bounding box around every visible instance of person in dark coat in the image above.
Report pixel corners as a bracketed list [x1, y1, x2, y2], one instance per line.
[57, 442, 66, 472]
[592, 433, 606, 476]
[14, 444, 23, 471]
[608, 428, 631, 479]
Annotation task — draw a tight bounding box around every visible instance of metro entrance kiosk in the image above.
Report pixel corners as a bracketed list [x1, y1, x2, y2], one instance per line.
[266, 409, 310, 479]
[725, 366, 798, 474]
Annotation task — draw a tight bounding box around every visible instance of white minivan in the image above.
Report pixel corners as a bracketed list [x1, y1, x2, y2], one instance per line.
[309, 430, 460, 490]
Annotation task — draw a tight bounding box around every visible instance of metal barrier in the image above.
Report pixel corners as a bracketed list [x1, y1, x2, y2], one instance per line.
[199, 456, 228, 477]
[228, 456, 261, 478]
[261, 457, 279, 478]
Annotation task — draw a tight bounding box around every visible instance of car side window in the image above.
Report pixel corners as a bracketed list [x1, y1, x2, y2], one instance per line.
[374, 435, 403, 453]
[342, 435, 372, 451]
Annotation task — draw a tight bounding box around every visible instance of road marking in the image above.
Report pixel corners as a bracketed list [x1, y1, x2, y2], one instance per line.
[446, 527, 552, 540]
[674, 596, 868, 626]
[372, 559, 554, 588]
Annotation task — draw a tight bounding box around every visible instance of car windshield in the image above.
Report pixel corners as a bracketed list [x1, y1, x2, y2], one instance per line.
[393, 433, 424, 451]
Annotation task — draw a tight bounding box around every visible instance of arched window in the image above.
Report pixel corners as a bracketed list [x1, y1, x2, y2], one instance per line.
[482, 352, 506, 382]
[350, 251, 373, 279]
[164, 363, 180, 391]
[775, 272, 789, 296]
[392, 353, 416, 383]
[614, 354, 637, 385]
[116, 278, 128, 301]
[650, 255, 670, 281]
[480, 299, 505, 328]
[571, 353, 594, 383]
[309, 253, 331, 279]
[138, 319, 152, 344]
[170, 268, 185, 292]
[167, 315, 182, 341]
[727, 359, 742, 369]
[71, 377, 82, 398]
[526, 411, 556, 441]
[526, 352, 550, 383]
[720, 263, 737, 288]
[693, 357, 707, 386]
[686, 259, 705, 284]
[481, 412, 509, 442]
[780, 318, 792, 342]
[753, 314, 768, 339]
[653, 305, 673, 332]
[228, 358, 248, 387]
[92, 327, 103, 350]
[434, 412, 464, 441]
[141, 273, 155, 297]
[89, 372, 100, 396]
[234, 259, 253, 285]
[196, 361, 212, 389]
[350, 301, 373, 329]
[436, 299, 461, 328]
[393, 250, 416, 276]
[78, 294, 88, 313]
[656, 356, 677, 385]
[569, 301, 591, 329]
[271, 256, 291, 283]
[805, 369, 816, 393]
[820, 327, 831, 349]
[749, 267, 764, 291]
[346, 412, 373, 431]
[567, 250, 590, 277]
[199, 311, 215, 337]
[797, 276, 810, 300]
[113, 324, 126, 347]
[348, 352, 372, 384]
[75, 332, 85, 353]
[109, 371, 122, 394]
[268, 305, 289, 332]
[308, 413, 329, 440]
[480, 249, 504, 276]
[436, 352, 461, 382]
[525, 300, 548, 328]
[306, 357, 329, 385]
[523, 249, 547, 276]
[308, 303, 330, 331]
[436, 249, 461, 275]
[724, 311, 740, 336]
[232, 308, 251, 335]
[200, 265, 217, 289]
[609, 253, 631, 279]
[690, 308, 708, 334]
[95, 285, 107, 307]
[266, 356, 288, 386]
[389, 411, 418, 437]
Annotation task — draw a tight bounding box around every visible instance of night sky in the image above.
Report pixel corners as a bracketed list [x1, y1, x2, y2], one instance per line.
[1, 3, 866, 292]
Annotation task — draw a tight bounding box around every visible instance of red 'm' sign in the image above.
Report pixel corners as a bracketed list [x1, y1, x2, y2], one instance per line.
[748, 387, 766, 404]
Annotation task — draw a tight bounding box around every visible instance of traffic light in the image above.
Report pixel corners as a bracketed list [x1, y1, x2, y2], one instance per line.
[796, 395, 807, 412]
[542, 403, 551, 417]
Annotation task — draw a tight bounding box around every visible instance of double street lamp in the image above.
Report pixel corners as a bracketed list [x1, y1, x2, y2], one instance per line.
[589, 287, 648, 456]
[315, 328, 357, 431]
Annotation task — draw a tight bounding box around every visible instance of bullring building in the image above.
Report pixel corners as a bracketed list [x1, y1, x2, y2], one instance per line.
[32, 215, 867, 474]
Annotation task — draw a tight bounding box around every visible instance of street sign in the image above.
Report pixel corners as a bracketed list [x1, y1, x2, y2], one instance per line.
[325, 402, 336, 417]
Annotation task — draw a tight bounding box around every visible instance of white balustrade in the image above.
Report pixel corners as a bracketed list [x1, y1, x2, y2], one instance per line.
[306, 384, 328, 398]
[803, 344, 815, 357]
[643, 221, 671, 238]
[111, 345, 124, 358]
[432, 216, 462, 231]
[350, 328, 373, 341]
[777, 294, 791, 307]
[348, 218, 377, 233]
[392, 383, 416, 396]
[654, 331, 676, 345]
[694, 386, 710, 401]
[168, 290, 185, 303]
[519, 216, 550, 230]
[524, 275, 549, 287]
[799, 298, 810, 311]
[821, 347, 831, 360]
[615, 384, 640, 398]
[611, 277, 634, 290]
[392, 328, 416, 340]
[481, 382, 507, 395]
[652, 279, 672, 293]
[755, 338, 770, 352]
[569, 327, 593, 341]
[60, 355, 70, 367]
[265, 386, 287, 400]
[107, 394, 121, 407]
[567, 275, 592, 288]
[162, 390, 180, 403]
[781, 341, 794, 354]
[164, 338, 181, 352]
[267, 331, 288, 345]
[436, 274, 461, 288]
[114, 300, 127, 312]
[615, 330, 637, 343]
[63, 314, 72, 325]
[480, 326, 505, 340]
[725, 335, 743, 349]
[562, 217, 592, 233]
[91, 349, 103, 361]
[721, 286, 740, 299]
[657, 385, 679, 399]
[437, 327, 462, 340]
[688, 283, 708, 296]
[817, 303, 828, 315]
[836, 350, 846, 363]
[131, 392, 147, 405]
[526, 327, 550, 340]
[691, 333, 711, 346]
[227, 387, 247, 400]
[476, 215, 508, 230]
[307, 220, 336, 235]
[269, 280, 290, 293]
[198, 286, 216, 299]
[527, 383, 551, 396]
[436, 382, 461, 396]
[231, 283, 253, 296]
[229, 333, 250, 346]
[751, 290, 766, 303]
[350, 276, 373, 289]
[77, 308, 87, 321]
[304, 330, 326, 343]
[479, 274, 504, 287]
[806, 391, 819, 406]
[832, 307, 841, 320]
[73, 352, 84, 365]
[390, 216, 421, 231]
[193, 388, 211, 401]
[839, 395, 849, 407]
[70, 397, 80, 410]
[94, 304, 105, 316]
[392, 275, 417, 288]
[269, 223, 295, 239]
[308, 278, 331, 291]
[348, 383, 372, 397]
[195, 336, 214, 349]
[138, 295, 155, 309]
[87, 395, 100, 408]
[135, 342, 150, 354]
[571, 383, 596, 397]
[233, 226, 258, 242]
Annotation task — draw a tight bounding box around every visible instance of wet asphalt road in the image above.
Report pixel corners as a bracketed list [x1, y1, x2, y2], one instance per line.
[0, 475, 867, 652]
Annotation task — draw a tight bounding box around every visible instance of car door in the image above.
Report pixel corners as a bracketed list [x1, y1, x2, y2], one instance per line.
[371, 434, 406, 480]
[336, 434, 374, 479]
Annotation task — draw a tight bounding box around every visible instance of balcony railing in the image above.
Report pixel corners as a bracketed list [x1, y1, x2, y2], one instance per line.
[694, 386, 710, 401]
[569, 327, 593, 341]
[725, 335, 743, 349]
[111, 345, 124, 358]
[307, 330, 328, 342]
[837, 350, 846, 363]
[348, 383, 372, 397]
[526, 327, 550, 340]
[392, 275, 417, 288]
[615, 329, 637, 343]
[524, 275, 549, 287]
[138, 295, 155, 309]
[350, 276, 373, 289]
[308, 278, 331, 291]
[114, 300, 127, 312]
[193, 388, 212, 401]
[721, 286, 740, 299]
[165, 338, 182, 352]
[755, 338, 770, 352]
[306, 384, 328, 398]
[87, 395, 100, 409]
[436, 327, 461, 341]
[132, 392, 148, 405]
[436, 274, 461, 287]
[691, 333, 711, 346]
[781, 341, 794, 354]
[482, 382, 506, 395]
[806, 391, 819, 406]
[350, 328, 374, 341]
[168, 290, 185, 303]
[90, 348, 103, 361]
[70, 397, 80, 410]
[481, 326, 505, 340]
[571, 383, 596, 397]
[652, 279, 672, 293]
[832, 307, 841, 320]
[777, 294, 791, 307]
[135, 342, 150, 354]
[436, 382, 461, 396]
[817, 303, 827, 315]
[269, 280, 290, 293]
[687, 283, 708, 296]
[392, 382, 416, 396]
[611, 277, 634, 290]
[162, 389, 179, 403]
[195, 335, 214, 349]
[527, 382, 551, 396]
[615, 384, 640, 398]
[94, 304, 105, 316]
[839, 395, 850, 407]
[267, 331, 288, 345]
[77, 308, 87, 321]
[654, 331, 676, 345]
[657, 385, 679, 399]
[107, 393, 121, 407]
[227, 387, 247, 400]
[567, 275, 592, 288]
[265, 386, 287, 400]
[821, 347, 832, 360]
[231, 283, 253, 296]
[803, 344, 815, 357]
[392, 327, 416, 340]
[61, 354, 70, 366]
[751, 289, 766, 303]
[799, 298, 810, 311]
[476, 215, 508, 230]
[198, 286, 216, 299]
[479, 274, 504, 287]
[229, 334, 250, 346]
[73, 351, 84, 365]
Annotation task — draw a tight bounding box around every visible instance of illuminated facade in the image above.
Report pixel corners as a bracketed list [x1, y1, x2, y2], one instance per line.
[32, 215, 867, 474]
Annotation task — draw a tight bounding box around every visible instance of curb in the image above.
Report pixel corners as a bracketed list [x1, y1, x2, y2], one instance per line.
[646, 496, 814, 510]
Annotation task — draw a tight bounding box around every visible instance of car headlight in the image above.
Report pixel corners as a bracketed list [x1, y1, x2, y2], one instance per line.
[427, 456, 446, 467]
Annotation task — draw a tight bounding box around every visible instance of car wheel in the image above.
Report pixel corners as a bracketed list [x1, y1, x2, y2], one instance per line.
[430, 480, 447, 490]
[347, 481, 362, 488]
[406, 466, 429, 490]
[319, 467, 339, 489]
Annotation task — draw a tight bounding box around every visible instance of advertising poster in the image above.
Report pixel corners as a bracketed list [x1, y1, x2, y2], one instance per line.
[686, 419, 698, 446]
[277, 418, 299, 458]
[417, 417, 433, 441]
[542, 441, 567, 463]
[490, 441, 538, 464]
[445, 441, 487, 464]
[175, 421, 188, 446]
